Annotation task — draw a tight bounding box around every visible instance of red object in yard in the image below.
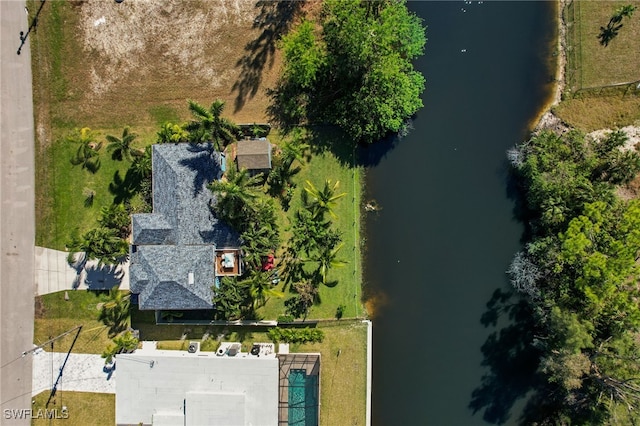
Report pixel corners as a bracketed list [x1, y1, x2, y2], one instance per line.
[262, 254, 275, 271]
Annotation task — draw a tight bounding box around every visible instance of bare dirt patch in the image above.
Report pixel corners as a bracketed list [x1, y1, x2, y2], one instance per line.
[44, 0, 294, 128]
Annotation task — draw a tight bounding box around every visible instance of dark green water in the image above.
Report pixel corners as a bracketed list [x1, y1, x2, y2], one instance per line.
[364, 2, 557, 425]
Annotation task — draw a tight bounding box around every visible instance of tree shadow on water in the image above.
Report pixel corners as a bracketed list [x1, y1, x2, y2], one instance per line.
[232, 1, 303, 112]
[469, 288, 542, 425]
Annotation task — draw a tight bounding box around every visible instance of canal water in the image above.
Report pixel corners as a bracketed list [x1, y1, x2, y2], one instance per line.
[363, 2, 557, 425]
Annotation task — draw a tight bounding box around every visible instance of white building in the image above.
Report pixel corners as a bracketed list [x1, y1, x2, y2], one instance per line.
[116, 343, 279, 426]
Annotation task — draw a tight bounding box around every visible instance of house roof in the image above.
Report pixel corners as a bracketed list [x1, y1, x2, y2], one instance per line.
[236, 138, 272, 170]
[130, 245, 215, 310]
[130, 143, 240, 310]
[115, 349, 279, 426]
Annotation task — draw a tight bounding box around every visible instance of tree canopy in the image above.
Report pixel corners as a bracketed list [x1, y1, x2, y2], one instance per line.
[272, 0, 426, 143]
[508, 129, 640, 423]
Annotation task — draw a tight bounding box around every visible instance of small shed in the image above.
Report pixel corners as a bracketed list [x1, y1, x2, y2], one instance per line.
[236, 138, 272, 175]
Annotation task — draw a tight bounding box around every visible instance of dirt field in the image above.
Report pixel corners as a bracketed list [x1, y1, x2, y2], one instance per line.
[32, 0, 305, 134]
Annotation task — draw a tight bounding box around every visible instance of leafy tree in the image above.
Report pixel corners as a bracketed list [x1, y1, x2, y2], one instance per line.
[272, 0, 426, 143]
[285, 281, 318, 319]
[68, 127, 102, 173]
[99, 288, 131, 337]
[280, 19, 326, 90]
[511, 127, 640, 424]
[106, 127, 141, 161]
[303, 179, 346, 219]
[186, 100, 239, 151]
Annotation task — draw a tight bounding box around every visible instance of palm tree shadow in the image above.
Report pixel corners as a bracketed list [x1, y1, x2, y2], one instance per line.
[84, 263, 125, 291]
[109, 168, 142, 204]
[469, 288, 542, 425]
[180, 144, 220, 197]
[232, 1, 303, 112]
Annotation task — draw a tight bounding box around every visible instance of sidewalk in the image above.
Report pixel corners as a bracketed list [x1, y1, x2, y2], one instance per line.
[35, 247, 130, 296]
[32, 350, 115, 396]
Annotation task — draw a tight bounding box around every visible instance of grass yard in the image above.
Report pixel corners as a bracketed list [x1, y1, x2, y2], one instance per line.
[296, 321, 368, 426]
[259, 129, 365, 321]
[34, 291, 113, 355]
[565, 0, 640, 91]
[31, 391, 114, 426]
[557, 0, 640, 131]
[553, 95, 640, 132]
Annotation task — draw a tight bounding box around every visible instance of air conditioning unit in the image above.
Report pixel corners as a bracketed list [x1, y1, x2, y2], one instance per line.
[188, 342, 199, 353]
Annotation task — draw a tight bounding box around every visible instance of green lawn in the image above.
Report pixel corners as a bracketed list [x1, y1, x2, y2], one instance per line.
[31, 391, 114, 426]
[36, 128, 152, 250]
[565, 0, 640, 91]
[34, 291, 114, 355]
[557, 0, 640, 131]
[259, 129, 365, 320]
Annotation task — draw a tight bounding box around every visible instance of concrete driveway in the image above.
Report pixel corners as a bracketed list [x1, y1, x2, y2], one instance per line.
[32, 350, 116, 396]
[35, 247, 130, 296]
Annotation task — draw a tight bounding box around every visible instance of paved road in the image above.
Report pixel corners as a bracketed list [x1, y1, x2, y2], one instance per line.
[0, 0, 36, 423]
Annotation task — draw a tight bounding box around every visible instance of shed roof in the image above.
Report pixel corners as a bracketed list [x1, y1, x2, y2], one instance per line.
[236, 138, 272, 170]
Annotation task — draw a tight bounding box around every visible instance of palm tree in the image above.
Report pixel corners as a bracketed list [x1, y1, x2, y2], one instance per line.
[281, 132, 310, 167]
[99, 288, 131, 337]
[101, 330, 138, 364]
[612, 4, 636, 23]
[313, 242, 347, 284]
[131, 145, 152, 179]
[303, 179, 347, 219]
[75, 227, 128, 266]
[98, 203, 130, 238]
[68, 127, 102, 173]
[106, 127, 141, 161]
[213, 277, 247, 321]
[157, 122, 189, 144]
[239, 271, 284, 309]
[186, 100, 239, 151]
[208, 166, 262, 227]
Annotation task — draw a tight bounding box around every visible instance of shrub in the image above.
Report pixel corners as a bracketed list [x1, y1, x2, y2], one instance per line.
[268, 326, 324, 343]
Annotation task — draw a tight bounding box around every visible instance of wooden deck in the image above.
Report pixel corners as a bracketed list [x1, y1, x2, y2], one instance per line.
[214, 248, 243, 276]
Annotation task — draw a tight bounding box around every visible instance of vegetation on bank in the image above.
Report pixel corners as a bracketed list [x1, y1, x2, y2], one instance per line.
[507, 129, 640, 424]
[270, 0, 426, 143]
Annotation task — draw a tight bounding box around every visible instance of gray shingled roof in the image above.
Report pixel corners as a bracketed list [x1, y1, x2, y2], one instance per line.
[130, 143, 241, 310]
[237, 139, 272, 170]
[130, 245, 215, 310]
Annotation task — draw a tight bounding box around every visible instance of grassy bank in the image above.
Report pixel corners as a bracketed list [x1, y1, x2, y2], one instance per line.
[555, 0, 640, 131]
